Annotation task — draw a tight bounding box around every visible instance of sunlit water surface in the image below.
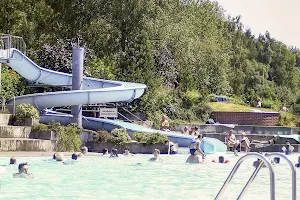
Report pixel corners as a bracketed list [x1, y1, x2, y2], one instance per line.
[0, 152, 299, 200]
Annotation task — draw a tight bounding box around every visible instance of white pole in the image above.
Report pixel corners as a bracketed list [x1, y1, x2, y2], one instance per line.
[13, 96, 15, 114]
[168, 141, 170, 155]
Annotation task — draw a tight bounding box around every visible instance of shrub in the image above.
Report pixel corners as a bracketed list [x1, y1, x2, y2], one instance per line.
[292, 104, 300, 115]
[262, 99, 280, 110]
[133, 132, 168, 144]
[32, 123, 49, 132]
[48, 121, 82, 151]
[15, 103, 39, 123]
[109, 128, 131, 145]
[94, 130, 112, 142]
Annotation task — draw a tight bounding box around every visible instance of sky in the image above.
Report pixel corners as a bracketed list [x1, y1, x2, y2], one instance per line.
[215, 0, 300, 47]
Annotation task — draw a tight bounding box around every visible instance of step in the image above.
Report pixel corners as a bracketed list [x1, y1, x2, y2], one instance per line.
[0, 125, 31, 138]
[0, 113, 12, 126]
[0, 138, 54, 151]
[250, 144, 300, 153]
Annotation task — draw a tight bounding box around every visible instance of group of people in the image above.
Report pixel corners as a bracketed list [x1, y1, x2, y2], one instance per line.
[181, 126, 201, 136]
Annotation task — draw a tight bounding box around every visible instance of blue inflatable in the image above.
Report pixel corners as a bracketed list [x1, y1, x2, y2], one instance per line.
[200, 137, 227, 154]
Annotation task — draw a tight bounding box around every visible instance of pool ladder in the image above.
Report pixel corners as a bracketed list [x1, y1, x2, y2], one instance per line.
[214, 152, 297, 200]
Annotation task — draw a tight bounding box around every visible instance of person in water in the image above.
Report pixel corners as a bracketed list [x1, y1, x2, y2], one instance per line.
[10, 157, 17, 165]
[149, 149, 164, 162]
[81, 146, 88, 156]
[212, 156, 229, 164]
[295, 156, 300, 167]
[282, 140, 294, 155]
[123, 147, 133, 156]
[54, 153, 65, 162]
[71, 153, 78, 160]
[110, 149, 119, 158]
[101, 148, 109, 156]
[165, 140, 178, 154]
[189, 135, 206, 159]
[13, 163, 33, 178]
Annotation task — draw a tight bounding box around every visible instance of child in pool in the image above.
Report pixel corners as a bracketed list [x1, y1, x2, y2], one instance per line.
[212, 156, 229, 164]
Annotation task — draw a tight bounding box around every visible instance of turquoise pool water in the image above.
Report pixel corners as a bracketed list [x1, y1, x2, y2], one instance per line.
[0, 153, 299, 200]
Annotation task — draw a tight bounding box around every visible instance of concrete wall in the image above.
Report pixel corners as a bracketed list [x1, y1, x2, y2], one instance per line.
[0, 138, 54, 151]
[212, 112, 280, 126]
[0, 126, 31, 138]
[86, 141, 171, 154]
[177, 124, 299, 135]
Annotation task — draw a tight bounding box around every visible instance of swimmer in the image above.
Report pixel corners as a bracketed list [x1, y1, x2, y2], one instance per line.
[101, 148, 109, 156]
[282, 140, 294, 155]
[81, 146, 88, 156]
[186, 154, 203, 164]
[212, 156, 229, 164]
[295, 156, 300, 167]
[123, 147, 133, 156]
[71, 153, 78, 160]
[55, 153, 65, 162]
[78, 152, 84, 157]
[189, 135, 205, 159]
[166, 140, 178, 154]
[13, 163, 33, 178]
[10, 157, 17, 165]
[52, 153, 56, 160]
[110, 149, 119, 158]
[149, 149, 163, 162]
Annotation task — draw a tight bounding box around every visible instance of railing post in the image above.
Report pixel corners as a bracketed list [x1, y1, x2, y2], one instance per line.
[214, 153, 275, 200]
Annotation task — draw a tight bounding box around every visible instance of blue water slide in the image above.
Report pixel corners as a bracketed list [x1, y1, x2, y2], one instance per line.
[2, 48, 226, 150]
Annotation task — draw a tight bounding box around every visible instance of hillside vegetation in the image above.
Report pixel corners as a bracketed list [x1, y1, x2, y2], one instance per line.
[1, 0, 300, 127]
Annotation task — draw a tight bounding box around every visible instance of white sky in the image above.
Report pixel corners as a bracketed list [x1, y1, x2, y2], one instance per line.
[215, 0, 300, 47]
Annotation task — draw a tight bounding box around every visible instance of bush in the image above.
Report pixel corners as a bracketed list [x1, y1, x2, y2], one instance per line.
[32, 123, 49, 132]
[292, 104, 300, 115]
[133, 132, 168, 144]
[109, 128, 131, 145]
[94, 130, 112, 142]
[262, 99, 280, 110]
[49, 121, 82, 151]
[15, 103, 40, 123]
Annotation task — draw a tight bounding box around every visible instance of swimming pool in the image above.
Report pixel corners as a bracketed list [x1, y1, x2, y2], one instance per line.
[0, 153, 299, 200]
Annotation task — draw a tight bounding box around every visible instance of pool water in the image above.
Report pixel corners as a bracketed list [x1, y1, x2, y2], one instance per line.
[0, 153, 299, 200]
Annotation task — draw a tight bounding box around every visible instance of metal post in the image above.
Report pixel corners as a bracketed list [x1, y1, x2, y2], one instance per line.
[13, 96, 15, 114]
[71, 48, 84, 127]
[214, 153, 275, 200]
[265, 153, 297, 200]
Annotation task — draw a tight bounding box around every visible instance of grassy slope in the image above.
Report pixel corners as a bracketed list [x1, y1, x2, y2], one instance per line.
[207, 102, 300, 127]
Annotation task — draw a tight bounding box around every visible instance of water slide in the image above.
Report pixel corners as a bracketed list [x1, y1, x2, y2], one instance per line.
[1, 48, 226, 151]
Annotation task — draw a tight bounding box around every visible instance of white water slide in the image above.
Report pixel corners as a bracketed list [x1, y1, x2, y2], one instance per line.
[0, 46, 226, 150]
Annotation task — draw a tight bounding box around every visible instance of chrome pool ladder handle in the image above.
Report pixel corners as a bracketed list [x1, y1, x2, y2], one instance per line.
[214, 152, 276, 200]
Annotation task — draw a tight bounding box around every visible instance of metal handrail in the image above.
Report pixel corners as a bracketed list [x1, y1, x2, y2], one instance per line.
[265, 153, 297, 200]
[214, 153, 275, 200]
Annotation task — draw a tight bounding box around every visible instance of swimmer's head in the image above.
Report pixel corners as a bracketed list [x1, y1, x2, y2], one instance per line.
[111, 149, 118, 156]
[18, 163, 28, 173]
[53, 153, 56, 160]
[274, 157, 280, 164]
[71, 153, 78, 160]
[218, 156, 225, 163]
[194, 127, 198, 131]
[55, 153, 64, 162]
[10, 157, 16, 165]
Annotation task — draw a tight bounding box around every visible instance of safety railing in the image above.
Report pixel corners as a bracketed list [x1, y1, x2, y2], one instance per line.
[0, 33, 26, 60]
[214, 152, 275, 200]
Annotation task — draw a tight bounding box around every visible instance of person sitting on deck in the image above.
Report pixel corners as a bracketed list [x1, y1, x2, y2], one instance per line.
[235, 132, 251, 152]
[226, 130, 238, 154]
[160, 115, 170, 131]
[182, 126, 189, 135]
[13, 163, 33, 178]
[149, 149, 164, 162]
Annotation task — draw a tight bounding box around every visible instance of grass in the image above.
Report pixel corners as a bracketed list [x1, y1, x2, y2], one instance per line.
[207, 102, 277, 112]
[207, 102, 300, 127]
